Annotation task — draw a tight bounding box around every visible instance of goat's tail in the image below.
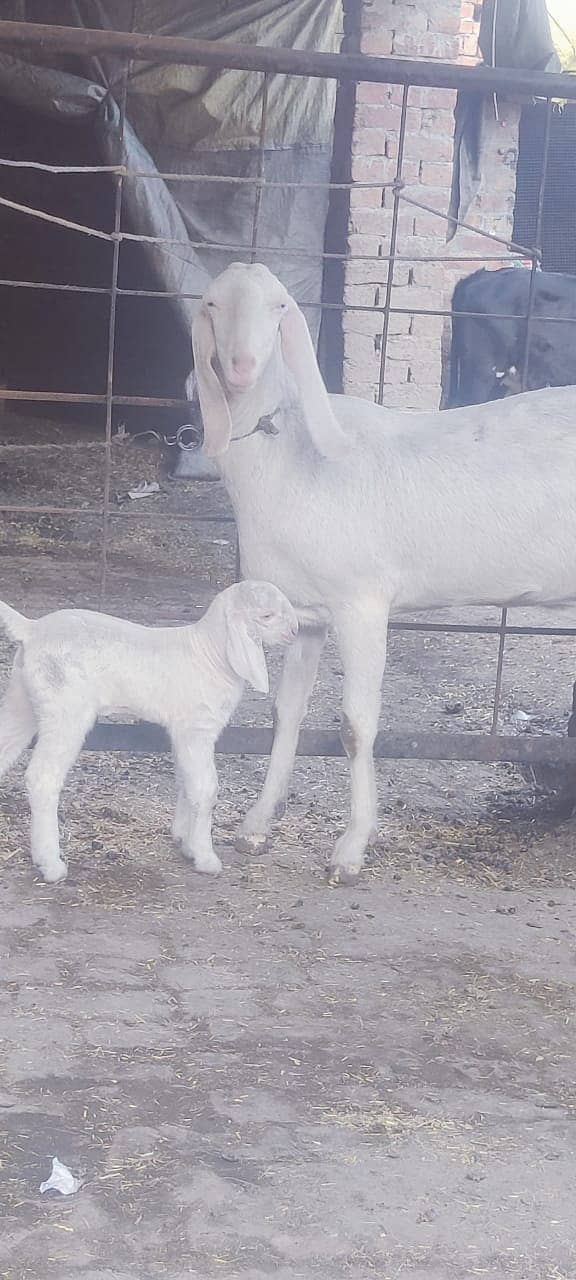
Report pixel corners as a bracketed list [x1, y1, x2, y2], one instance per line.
[0, 600, 31, 643]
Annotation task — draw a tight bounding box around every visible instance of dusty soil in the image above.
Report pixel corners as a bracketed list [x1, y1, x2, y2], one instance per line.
[1, 410, 576, 1280]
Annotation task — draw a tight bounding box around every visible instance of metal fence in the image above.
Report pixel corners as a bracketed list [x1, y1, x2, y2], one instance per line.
[1, 17, 576, 769]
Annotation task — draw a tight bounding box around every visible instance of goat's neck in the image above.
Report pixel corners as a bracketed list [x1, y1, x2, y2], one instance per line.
[186, 609, 241, 694]
[226, 347, 294, 439]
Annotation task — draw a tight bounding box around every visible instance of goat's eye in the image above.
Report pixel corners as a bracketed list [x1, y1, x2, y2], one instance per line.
[207, 301, 217, 309]
[261, 612, 275, 622]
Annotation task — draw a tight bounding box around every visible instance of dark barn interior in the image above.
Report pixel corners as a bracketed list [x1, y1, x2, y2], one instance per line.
[0, 96, 192, 437]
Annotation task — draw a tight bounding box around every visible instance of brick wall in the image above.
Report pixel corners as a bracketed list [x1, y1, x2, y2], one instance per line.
[340, 0, 520, 409]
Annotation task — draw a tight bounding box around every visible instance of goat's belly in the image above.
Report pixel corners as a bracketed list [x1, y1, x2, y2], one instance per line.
[394, 568, 576, 613]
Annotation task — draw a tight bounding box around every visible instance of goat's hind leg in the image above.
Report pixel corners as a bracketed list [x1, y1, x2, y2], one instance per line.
[236, 625, 326, 855]
[328, 600, 389, 887]
[0, 667, 37, 782]
[25, 707, 94, 883]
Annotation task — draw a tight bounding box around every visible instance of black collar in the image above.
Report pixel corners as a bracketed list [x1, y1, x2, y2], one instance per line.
[230, 408, 281, 444]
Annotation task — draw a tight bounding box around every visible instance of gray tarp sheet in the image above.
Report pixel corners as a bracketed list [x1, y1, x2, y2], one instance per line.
[448, 0, 560, 237]
[0, 1, 341, 337]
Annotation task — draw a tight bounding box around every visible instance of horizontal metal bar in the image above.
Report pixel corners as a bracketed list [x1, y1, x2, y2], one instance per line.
[0, 157, 120, 174]
[0, 390, 189, 407]
[1, 21, 576, 100]
[389, 620, 576, 638]
[0, 265, 531, 300]
[0, 503, 233, 523]
[0, 278, 110, 295]
[85, 722, 576, 765]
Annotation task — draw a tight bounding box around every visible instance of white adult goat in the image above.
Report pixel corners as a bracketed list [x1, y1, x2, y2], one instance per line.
[0, 581, 297, 883]
[192, 261, 576, 885]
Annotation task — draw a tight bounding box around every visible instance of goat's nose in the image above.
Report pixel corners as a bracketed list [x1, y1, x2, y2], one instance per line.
[231, 354, 257, 375]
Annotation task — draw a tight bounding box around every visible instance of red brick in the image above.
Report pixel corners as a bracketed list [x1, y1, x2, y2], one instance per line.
[409, 261, 447, 287]
[390, 8, 428, 34]
[409, 313, 446, 336]
[341, 310, 385, 337]
[347, 232, 381, 258]
[407, 234, 450, 256]
[389, 284, 436, 311]
[351, 205, 412, 237]
[406, 87, 456, 109]
[343, 332, 380, 364]
[385, 334, 416, 360]
[356, 82, 395, 105]
[460, 32, 479, 56]
[345, 259, 391, 287]
[360, 1, 398, 30]
[349, 185, 384, 210]
[351, 155, 396, 183]
[342, 369, 379, 400]
[381, 359, 411, 385]
[360, 31, 394, 56]
[403, 132, 454, 164]
[420, 107, 456, 135]
[434, 13, 461, 34]
[349, 206, 393, 236]
[382, 384, 441, 409]
[411, 191, 451, 219]
[343, 283, 380, 307]
[420, 162, 454, 187]
[413, 210, 450, 235]
[354, 104, 402, 132]
[392, 31, 460, 59]
[351, 128, 389, 158]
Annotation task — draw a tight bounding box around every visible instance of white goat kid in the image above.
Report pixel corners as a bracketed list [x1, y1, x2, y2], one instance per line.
[192, 261, 576, 885]
[0, 581, 297, 884]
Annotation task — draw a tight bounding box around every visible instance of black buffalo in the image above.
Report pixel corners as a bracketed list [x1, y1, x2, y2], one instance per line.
[446, 267, 576, 408]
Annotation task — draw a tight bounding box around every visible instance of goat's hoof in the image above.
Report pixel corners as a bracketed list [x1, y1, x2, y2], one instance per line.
[36, 859, 68, 885]
[194, 855, 222, 877]
[327, 863, 361, 887]
[235, 832, 270, 858]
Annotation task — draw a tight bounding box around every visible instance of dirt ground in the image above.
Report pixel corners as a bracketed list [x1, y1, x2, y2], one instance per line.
[1, 411, 576, 1280]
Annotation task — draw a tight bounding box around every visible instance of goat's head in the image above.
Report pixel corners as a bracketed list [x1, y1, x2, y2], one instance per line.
[192, 262, 347, 461]
[221, 580, 298, 694]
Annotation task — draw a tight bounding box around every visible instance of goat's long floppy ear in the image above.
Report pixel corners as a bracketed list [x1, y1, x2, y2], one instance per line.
[224, 600, 269, 694]
[280, 299, 348, 461]
[192, 307, 233, 457]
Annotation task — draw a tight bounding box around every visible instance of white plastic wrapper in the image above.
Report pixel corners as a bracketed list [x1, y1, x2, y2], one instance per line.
[39, 1156, 81, 1196]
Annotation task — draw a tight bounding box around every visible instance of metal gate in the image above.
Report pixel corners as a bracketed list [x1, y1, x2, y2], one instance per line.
[1, 17, 576, 772]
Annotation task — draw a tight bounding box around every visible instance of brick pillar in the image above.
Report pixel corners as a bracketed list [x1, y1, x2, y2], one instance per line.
[341, 0, 520, 410]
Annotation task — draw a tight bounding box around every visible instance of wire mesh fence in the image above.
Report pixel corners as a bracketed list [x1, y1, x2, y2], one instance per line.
[1, 17, 576, 766]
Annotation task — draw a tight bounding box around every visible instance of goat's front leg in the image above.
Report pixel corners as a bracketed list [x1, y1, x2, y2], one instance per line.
[328, 599, 389, 886]
[171, 763, 190, 846]
[172, 733, 222, 876]
[236, 625, 327, 855]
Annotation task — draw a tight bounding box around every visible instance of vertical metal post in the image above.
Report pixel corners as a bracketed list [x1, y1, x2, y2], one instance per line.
[490, 98, 552, 732]
[251, 71, 270, 262]
[234, 69, 270, 584]
[378, 84, 409, 404]
[99, 51, 131, 608]
[490, 607, 508, 735]
[520, 97, 552, 390]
